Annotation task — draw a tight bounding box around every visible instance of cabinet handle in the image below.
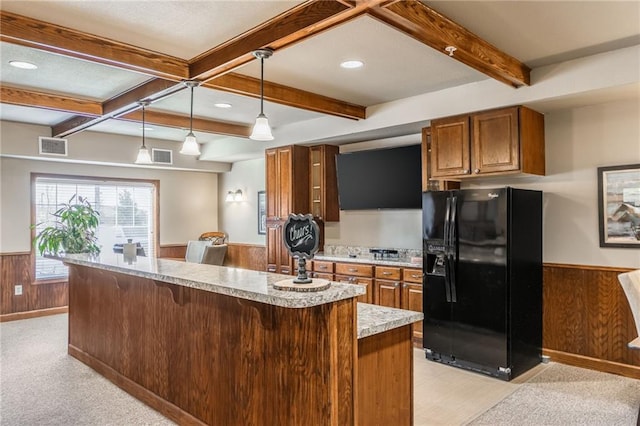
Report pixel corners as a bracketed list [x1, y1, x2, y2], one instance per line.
[411, 274, 421, 279]
[394, 283, 399, 288]
[402, 283, 407, 288]
[463, 169, 469, 174]
[474, 168, 480, 174]
[348, 268, 357, 273]
[319, 265, 327, 270]
[382, 271, 392, 276]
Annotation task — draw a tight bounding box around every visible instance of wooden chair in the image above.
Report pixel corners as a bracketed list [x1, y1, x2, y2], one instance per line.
[201, 244, 227, 266]
[198, 231, 228, 245]
[619, 270, 640, 349]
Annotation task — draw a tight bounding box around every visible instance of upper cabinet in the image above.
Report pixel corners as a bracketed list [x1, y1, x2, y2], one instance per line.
[265, 145, 310, 221]
[309, 145, 339, 222]
[430, 106, 545, 179]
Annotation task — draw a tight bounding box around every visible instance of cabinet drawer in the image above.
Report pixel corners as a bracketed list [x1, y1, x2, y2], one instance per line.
[335, 275, 373, 286]
[335, 263, 373, 278]
[311, 260, 334, 273]
[311, 272, 334, 281]
[403, 268, 423, 284]
[375, 266, 401, 280]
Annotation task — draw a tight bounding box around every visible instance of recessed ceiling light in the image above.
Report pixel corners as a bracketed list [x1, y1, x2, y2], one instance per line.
[214, 102, 232, 109]
[9, 60, 38, 70]
[340, 60, 363, 69]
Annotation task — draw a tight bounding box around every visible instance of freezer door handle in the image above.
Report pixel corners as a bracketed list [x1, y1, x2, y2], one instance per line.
[444, 256, 452, 302]
[449, 253, 457, 303]
[444, 196, 452, 247]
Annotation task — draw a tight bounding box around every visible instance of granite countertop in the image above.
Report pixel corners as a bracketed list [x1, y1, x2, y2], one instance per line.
[314, 253, 422, 269]
[61, 253, 364, 309]
[357, 303, 423, 339]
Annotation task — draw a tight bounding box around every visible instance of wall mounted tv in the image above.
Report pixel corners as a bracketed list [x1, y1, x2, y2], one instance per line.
[336, 144, 422, 210]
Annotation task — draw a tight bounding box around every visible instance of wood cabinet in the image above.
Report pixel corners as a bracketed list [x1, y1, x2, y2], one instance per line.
[374, 266, 402, 309]
[430, 105, 544, 179]
[309, 260, 334, 281]
[309, 145, 339, 222]
[265, 145, 310, 274]
[335, 262, 374, 304]
[402, 268, 424, 341]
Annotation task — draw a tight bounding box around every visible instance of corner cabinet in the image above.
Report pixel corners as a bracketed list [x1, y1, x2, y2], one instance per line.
[265, 145, 310, 274]
[430, 106, 545, 179]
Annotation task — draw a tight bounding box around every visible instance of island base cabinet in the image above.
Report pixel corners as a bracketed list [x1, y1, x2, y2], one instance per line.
[357, 325, 414, 426]
[67, 265, 358, 426]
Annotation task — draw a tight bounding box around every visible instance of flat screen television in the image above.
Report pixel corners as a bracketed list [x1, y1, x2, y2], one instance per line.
[335, 144, 422, 210]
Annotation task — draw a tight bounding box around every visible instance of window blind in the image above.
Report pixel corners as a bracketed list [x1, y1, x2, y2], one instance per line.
[33, 177, 156, 280]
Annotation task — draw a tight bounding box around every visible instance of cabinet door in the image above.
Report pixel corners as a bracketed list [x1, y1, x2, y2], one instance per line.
[265, 221, 280, 273]
[375, 279, 402, 308]
[310, 145, 339, 222]
[265, 148, 279, 220]
[472, 107, 519, 175]
[431, 115, 471, 178]
[336, 275, 373, 304]
[402, 282, 423, 340]
[276, 146, 293, 220]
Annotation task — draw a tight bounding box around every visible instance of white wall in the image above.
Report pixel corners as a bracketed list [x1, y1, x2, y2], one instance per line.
[0, 123, 220, 252]
[218, 158, 266, 245]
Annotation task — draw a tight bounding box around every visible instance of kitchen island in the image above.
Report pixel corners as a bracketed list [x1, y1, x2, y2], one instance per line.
[62, 254, 422, 426]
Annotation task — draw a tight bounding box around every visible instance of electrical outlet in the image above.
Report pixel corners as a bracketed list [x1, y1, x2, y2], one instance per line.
[14, 284, 23, 296]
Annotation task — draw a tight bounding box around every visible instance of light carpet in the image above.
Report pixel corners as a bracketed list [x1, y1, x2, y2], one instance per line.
[468, 362, 640, 426]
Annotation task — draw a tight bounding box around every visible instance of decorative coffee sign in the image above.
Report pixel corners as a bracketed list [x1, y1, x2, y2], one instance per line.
[273, 214, 330, 291]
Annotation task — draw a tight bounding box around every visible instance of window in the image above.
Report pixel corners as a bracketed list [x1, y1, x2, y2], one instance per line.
[32, 175, 158, 281]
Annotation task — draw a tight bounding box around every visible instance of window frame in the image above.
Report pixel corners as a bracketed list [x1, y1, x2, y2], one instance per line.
[30, 172, 160, 284]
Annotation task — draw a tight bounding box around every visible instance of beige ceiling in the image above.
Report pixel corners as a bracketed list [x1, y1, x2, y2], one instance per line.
[0, 0, 639, 163]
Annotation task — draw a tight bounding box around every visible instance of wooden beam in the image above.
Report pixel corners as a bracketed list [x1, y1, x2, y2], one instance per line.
[120, 110, 252, 138]
[368, 0, 530, 87]
[0, 86, 102, 116]
[0, 11, 188, 80]
[205, 73, 366, 120]
[189, 0, 382, 81]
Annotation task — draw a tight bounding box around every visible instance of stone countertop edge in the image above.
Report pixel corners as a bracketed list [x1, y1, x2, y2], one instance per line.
[357, 303, 423, 339]
[60, 253, 364, 309]
[314, 254, 422, 269]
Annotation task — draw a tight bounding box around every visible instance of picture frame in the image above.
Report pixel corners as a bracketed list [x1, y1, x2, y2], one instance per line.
[597, 163, 640, 248]
[257, 191, 266, 235]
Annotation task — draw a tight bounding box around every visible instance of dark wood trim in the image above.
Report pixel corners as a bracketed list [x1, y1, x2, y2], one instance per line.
[368, 0, 530, 87]
[0, 306, 68, 323]
[543, 349, 640, 380]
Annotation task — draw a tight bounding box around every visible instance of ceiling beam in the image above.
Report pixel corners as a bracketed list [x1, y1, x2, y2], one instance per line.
[0, 11, 188, 80]
[189, 0, 383, 81]
[0, 86, 102, 116]
[205, 73, 366, 120]
[120, 110, 251, 138]
[368, 0, 530, 87]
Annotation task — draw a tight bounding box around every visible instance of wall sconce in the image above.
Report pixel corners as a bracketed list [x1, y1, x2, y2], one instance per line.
[225, 189, 243, 202]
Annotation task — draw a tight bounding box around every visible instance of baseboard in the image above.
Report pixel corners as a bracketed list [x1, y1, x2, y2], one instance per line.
[543, 348, 640, 380]
[0, 306, 68, 322]
[68, 345, 206, 425]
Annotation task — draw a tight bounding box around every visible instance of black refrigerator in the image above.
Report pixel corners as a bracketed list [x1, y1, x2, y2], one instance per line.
[422, 187, 542, 380]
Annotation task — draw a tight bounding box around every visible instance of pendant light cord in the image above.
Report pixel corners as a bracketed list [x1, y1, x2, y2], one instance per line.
[142, 103, 146, 147]
[260, 56, 265, 115]
[189, 85, 194, 132]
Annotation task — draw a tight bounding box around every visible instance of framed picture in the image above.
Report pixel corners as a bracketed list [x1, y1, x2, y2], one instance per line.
[257, 191, 266, 235]
[597, 163, 640, 248]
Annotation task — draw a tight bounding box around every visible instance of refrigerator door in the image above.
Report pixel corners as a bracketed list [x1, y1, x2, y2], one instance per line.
[452, 188, 509, 373]
[423, 191, 455, 358]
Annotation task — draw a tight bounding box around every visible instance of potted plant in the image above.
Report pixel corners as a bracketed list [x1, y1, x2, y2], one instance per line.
[33, 194, 101, 256]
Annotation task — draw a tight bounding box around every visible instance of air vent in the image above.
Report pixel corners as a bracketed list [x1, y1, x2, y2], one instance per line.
[39, 137, 68, 156]
[152, 148, 173, 165]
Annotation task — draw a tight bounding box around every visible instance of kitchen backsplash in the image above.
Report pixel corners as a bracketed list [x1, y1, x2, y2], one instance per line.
[323, 244, 422, 261]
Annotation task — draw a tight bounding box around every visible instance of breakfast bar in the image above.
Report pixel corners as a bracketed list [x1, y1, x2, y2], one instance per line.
[62, 254, 422, 426]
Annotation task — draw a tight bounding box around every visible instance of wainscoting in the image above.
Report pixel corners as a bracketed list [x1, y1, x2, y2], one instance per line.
[542, 263, 639, 378]
[1, 251, 638, 378]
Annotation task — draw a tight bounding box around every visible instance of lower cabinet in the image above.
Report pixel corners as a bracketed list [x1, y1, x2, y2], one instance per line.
[374, 266, 402, 308]
[266, 220, 292, 274]
[335, 262, 374, 304]
[309, 260, 334, 281]
[401, 268, 424, 341]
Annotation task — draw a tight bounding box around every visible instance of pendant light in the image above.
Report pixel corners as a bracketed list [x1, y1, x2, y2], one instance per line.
[180, 80, 201, 156]
[135, 100, 153, 164]
[249, 48, 274, 141]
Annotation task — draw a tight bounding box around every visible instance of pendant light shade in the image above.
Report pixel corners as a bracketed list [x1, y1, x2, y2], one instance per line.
[249, 48, 274, 141]
[135, 100, 153, 164]
[181, 80, 201, 156]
